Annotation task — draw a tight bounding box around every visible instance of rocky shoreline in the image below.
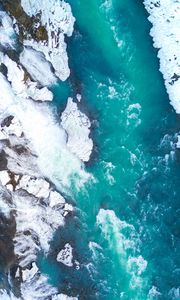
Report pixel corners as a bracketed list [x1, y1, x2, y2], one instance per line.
[0, 1, 93, 299]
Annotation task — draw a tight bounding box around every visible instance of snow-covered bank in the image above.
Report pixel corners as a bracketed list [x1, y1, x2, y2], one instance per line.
[0, 1, 92, 298]
[144, 0, 180, 113]
[0, 115, 76, 298]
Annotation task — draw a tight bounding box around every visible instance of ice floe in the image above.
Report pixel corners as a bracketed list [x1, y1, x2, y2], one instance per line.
[144, 0, 180, 113]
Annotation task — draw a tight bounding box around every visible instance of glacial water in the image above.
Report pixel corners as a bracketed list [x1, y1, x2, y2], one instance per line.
[40, 1, 180, 299]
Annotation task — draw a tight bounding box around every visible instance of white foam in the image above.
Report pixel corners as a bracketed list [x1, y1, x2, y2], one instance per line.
[102, 161, 115, 185]
[61, 98, 93, 162]
[168, 287, 180, 299]
[52, 295, 78, 300]
[0, 290, 19, 300]
[0, 10, 16, 49]
[20, 263, 73, 300]
[89, 241, 102, 260]
[147, 286, 161, 300]
[96, 209, 148, 290]
[0, 283, 78, 300]
[21, 0, 75, 81]
[144, 0, 180, 113]
[11, 262, 78, 300]
[0, 185, 13, 217]
[127, 103, 141, 127]
[176, 135, 180, 148]
[0, 56, 90, 190]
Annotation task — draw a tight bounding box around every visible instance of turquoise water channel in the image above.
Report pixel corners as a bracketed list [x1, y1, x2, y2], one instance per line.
[41, 1, 180, 299]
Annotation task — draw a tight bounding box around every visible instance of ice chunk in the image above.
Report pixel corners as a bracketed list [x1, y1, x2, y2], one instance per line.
[61, 98, 93, 162]
[57, 243, 73, 267]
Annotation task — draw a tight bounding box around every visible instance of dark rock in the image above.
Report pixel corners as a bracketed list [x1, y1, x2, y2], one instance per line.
[0, 63, 8, 77]
[0, 211, 16, 270]
[0, 150, 8, 170]
[1, 116, 14, 127]
[1, 0, 48, 42]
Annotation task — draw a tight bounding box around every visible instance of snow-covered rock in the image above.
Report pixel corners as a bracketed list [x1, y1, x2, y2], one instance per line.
[26, 82, 53, 101]
[21, 0, 75, 81]
[49, 190, 66, 207]
[144, 0, 180, 113]
[0, 171, 10, 186]
[20, 47, 57, 86]
[22, 262, 39, 282]
[1, 116, 23, 138]
[14, 189, 65, 266]
[63, 203, 74, 217]
[20, 263, 73, 300]
[16, 175, 50, 198]
[0, 53, 54, 101]
[61, 98, 93, 162]
[57, 243, 73, 267]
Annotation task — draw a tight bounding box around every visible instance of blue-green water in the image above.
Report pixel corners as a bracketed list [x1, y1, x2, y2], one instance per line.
[42, 1, 180, 299]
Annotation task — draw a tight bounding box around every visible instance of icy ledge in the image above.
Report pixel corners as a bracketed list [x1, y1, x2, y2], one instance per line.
[144, 0, 180, 113]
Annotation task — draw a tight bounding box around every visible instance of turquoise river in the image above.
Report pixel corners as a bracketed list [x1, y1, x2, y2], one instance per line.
[39, 1, 180, 300]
